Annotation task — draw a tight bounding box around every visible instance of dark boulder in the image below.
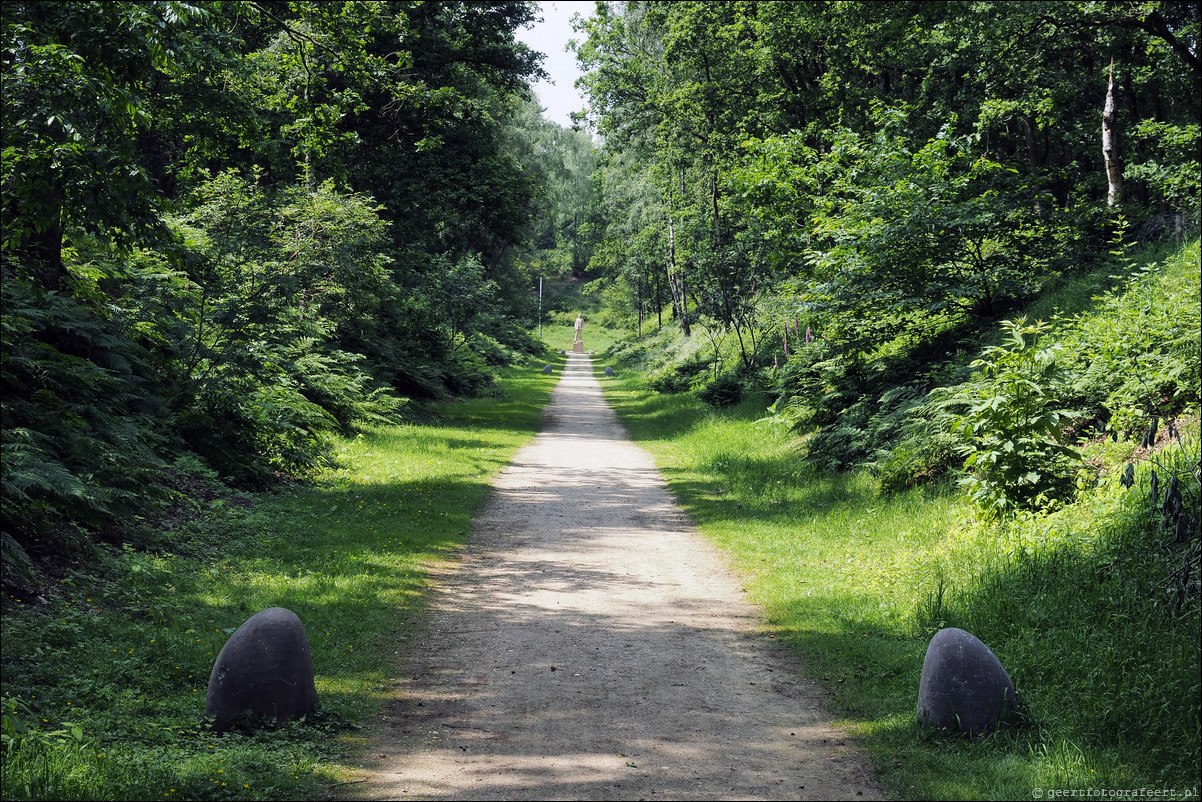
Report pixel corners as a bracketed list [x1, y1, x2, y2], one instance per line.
[917, 627, 1019, 735]
[543, 364, 554, 374]
[205, 607, 317, 732]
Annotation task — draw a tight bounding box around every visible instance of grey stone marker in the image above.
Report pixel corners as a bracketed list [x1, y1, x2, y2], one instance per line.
[206, 607, 317, 733]
[604, 366, 614, 376]
[543, 364, 554, 374]
[917, 627, 1019, 735]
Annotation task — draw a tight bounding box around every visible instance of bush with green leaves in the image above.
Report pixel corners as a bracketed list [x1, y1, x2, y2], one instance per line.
[1, 170, 415, 548]
[952, 318, 1081, 516]
[867, 384, 969, 494]
[646, 354, 710, 395]
[695, 370, 745, 407]
[772, 334, 950, 473]
[163, 171, 408, 482]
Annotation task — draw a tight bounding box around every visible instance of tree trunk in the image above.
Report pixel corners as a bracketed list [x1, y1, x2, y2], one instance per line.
[665, 177, 690, 336]
[654, 267, 663, 328]
[636, 270, 643, 339]
[1102, 59, 1124, 207]
[1019, 114, 1044, 217]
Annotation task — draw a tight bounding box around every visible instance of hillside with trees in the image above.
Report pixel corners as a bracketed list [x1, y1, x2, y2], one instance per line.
[3, 1, 577, 555]
[577, 0, 1197, 482]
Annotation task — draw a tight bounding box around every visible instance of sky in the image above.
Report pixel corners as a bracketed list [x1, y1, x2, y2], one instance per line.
[514, 1, 594, 128]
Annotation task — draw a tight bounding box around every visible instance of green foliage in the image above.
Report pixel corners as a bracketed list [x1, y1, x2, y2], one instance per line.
[1126, 121, 1201, 219]
[645, 354, 708, 395]
[162, 170, 408, 481]
[441, 345, 497, 398]
[579, 0, 1200, 472]
[868, 384, 969, 495]
[868, 236, 1200, 496]
[1, 1, 217, 283]
[506, 99, 601, 277]
[929, 438, 1201, 783]
[602, 362, 1200, 798]
[755, 107, 1053, 337]
[695, 370, 746, 408]
[1058, 236, 1202, 436]
[0, 533, 37, 586]
[1, 0, 552, 554]
[953, 319, 1082, 516]
[1, 364, 555, 801]
[0, 269, 169, 543]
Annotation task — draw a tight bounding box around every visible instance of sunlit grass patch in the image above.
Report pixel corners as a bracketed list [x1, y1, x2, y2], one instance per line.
[1, 358, 558, 800]
[602, 366, 1199, 800]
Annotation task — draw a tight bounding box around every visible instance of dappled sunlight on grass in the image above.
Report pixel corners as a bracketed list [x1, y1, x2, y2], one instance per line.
[0, 361, 558, 801]
[601, 369, 1200, 798]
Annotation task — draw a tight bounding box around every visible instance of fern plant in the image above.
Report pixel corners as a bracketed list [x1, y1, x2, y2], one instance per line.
[1, 270, 168, 547]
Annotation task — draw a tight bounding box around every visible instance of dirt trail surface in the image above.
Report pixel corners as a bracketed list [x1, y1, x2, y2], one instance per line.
[348, 353, 882, 801]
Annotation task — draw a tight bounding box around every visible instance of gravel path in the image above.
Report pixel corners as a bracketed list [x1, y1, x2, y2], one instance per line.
[348, 353, 882, 801]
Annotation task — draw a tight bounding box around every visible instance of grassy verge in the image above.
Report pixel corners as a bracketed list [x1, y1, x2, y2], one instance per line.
[602, 378, 1199, 799]
[1, 354, 560, 801]
[538, 316, 623, 355]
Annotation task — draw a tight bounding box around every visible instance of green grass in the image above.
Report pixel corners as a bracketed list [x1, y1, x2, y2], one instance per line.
[4, 240, 1197, 801]
[537, 313, 623, 355]
[601, 364, 1199, 798]
[0, 354, 561, 801]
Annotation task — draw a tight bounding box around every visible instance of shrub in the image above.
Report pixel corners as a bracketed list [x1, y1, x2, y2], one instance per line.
[442, 347, 496, 397]
[1059, 239, 1201, 437]
[1, 271, 169, 546]
[646, 354, 709, 395]
[952, 318, 1081, 516]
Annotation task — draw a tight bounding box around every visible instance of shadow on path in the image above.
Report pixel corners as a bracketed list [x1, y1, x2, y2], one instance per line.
[349, 354, 881, 801]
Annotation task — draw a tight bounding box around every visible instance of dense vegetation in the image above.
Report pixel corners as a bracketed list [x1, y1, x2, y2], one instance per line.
[578, 0, 1198, 482]
[1, 0, 604, 562]
[2, 1, 1199, 800]
[600, 237, 1199, 798]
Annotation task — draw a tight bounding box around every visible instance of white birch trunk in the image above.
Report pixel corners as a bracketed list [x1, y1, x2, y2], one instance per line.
[665, 178, 690, 336]
[1103, 60, 1124, 207]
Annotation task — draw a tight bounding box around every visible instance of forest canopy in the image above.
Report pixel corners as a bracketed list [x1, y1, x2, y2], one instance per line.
[2, 0, 575, 551]
[576, 0, 1199, 475]
[2, 0, 1199, 554]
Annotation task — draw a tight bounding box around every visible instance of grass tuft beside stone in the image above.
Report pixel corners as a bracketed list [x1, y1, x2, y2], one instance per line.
[1, 356, 560, 801]
[600, 358, 1199, 800]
